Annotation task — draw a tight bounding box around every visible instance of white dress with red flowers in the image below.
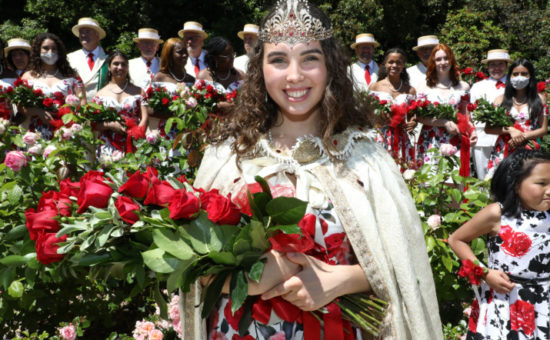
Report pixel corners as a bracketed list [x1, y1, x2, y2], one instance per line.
[416, 89, 466, 167]
[467, 209, 550, 339]
[27, 78, 83, 139]
[0, 78, 15, 120]
[486, 105, 548, 178]
[92, 95, 142, 158]
[371, 91, 416, 168]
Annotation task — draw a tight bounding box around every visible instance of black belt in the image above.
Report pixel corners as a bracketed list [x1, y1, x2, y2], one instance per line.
[508, 274, 550, 285]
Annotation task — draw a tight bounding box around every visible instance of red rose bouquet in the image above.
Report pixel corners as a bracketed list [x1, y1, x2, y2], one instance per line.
[472, 98, 514, 127]
[80, 101, 123, 123]
[144, 85, 177, 116]
[8, 78, 56, 110]
[458, 259, 487, 285]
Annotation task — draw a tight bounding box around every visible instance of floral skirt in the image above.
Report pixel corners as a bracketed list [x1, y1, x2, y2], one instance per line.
[375, 126, 416, 169]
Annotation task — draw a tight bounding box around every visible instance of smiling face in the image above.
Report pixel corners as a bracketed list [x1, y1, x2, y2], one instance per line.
[137, 39, 160, 60]
[517, 162, 550, 211]
[263, 41, 327, 122]
[109, 55, 129, 80]
[487, 60, 508, 80]
[434, 49, 450, 76]
[384, 52, 405, 78]
[171, 41, 189, 71]
[355, 43, 374, 64]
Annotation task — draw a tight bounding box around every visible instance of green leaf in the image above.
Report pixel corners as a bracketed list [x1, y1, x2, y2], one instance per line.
[265, 197, 308, 225]
[0, 255, 29, 266]
[233, 238, 251, 255]
[183, 212, 222, 254]
[254, 176, 272, 200]
[238, 297, 255, 337]
[152, 228, 195, 260]
[96, 225, 115, 247]
[8, 280, 24, 298]
[167, 257, 196, 293]
[142, 248, 179, 273]
[56, 223, 88, 237]
[426, 236, 436, 252]
[441, 254, 454, 272]
[249, 220, 269, 251]
[77, 253, 111, 266]
[208, 251, 237, 265]
[230, 270, 248, 314]
[201, 271, 230, 319]
[268, 224, 301, 235]
[247, 190, 265, 220]
[8, 184, 22, 205]
[5, 224, 27, 241]
[248, 260, 265, 283]
[154, 281, 168, 319]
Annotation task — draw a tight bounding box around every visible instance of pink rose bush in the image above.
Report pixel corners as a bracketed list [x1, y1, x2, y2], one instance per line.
[4, 151, 27, 171]
[58, 324, 77, 340]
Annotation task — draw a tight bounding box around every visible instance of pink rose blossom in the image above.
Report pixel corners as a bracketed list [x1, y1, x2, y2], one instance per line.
[111, 150, 124, 162]
[28, 144, 43, 156]
[427, 214, 441, 230]
[23, 131, 39, 146]
[43, 145, 57, 158]
[65, 94, 80, 107]
[71, 124, 83, 133]
[149, 329, 163, 340]
[146, 131, 159, 144]
[439, 143, 457, 157]
[62, 128, 73, 140]
[185, 97, 197, 108]
[58, 324, 77, 340]
[4, 151, 27, 171]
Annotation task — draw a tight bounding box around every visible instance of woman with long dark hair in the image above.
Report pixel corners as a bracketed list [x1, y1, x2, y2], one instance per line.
[19, 33, 86, 139]
[485, 59, 548, 177]
[197, 36, 244, 93]
[369, 48, 417, 167]
[181, 1, 442, 339]
[92, 51, 148, 160]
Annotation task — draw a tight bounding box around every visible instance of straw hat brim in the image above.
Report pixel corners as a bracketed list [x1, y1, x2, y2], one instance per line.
[178, 29, 208, 39]
[351, 41, 380, 49]
[5, 45, 31, 55]
[237, 31, 258, 40]
[481, 57, 512, 64]
[412, 44, 437, 51]
[72, 24, 106, 40]
[133, 37, 164, 44]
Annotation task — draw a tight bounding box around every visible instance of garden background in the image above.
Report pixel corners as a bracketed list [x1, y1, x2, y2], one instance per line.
[0, 0, 550, 339]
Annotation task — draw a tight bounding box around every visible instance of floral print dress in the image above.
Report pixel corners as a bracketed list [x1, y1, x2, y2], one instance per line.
[467, 209, 550, 339]
[486, 104, 548, 178]
[0, 78, 15, 120]
[92, 95, 142, 158]
[27, 78, 83, 139]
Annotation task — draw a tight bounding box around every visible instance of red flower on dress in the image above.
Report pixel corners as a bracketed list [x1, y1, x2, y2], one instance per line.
[468, 299, 480, 333]
[223, 299, 246, 331]
[499, 225, 531, 257]
[510, 300, 535, 336]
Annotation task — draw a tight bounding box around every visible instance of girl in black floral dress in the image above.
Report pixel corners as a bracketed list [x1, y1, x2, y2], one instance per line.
[449, 149, 550, 339]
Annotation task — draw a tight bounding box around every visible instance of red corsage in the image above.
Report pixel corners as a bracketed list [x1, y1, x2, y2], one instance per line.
[458, 259, 488, 285]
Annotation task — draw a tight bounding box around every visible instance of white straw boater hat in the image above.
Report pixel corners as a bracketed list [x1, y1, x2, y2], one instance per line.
[482, 49, 512, 64]
[412, 35, 439, 51]
[350, 33, 379, 49]
[133, 28, 163, 44]
[178, 21, 208, 39]
[4, 38, 31, 55]
[237, 24, 259, 40]
[71, 17, 106, 40]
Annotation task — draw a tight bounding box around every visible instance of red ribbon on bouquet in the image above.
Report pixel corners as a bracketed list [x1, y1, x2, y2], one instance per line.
[123, 116, 146, 153]
[456, 112, 472, 177]
[502, 122, 540, 157]
[389, 104, 409, 161]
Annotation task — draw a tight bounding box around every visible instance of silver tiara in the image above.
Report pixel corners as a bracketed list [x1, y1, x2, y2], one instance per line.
[259, 0, 333, 46]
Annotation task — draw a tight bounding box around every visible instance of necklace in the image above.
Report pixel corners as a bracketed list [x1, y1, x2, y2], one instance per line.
[42, 69, 59, 78]
[513, 96, 527, 105]
[216, 69, 232, 81]
[387, 79, 403, 92]
[109, 81, 128, 94]
[436, 81, 452, 89]
[169, 69, 186, 82]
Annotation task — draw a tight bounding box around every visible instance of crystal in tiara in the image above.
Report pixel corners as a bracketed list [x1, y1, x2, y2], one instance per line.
[259, 0, 333, 46]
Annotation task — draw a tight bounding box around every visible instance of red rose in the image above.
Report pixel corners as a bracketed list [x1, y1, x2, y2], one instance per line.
[460, 93, 470, 102]
[200, 189, 241, 225]
[510, 300, 535, 335]
[475, 71, 487, 80]
[205, 92, 212, 100]
[206, 84, 214, 93]
[33, 89, 43, 96]
[77, 171, 114, 214]
[176, 174, 188, 184]
[53, 91, 64, 101]
[146, 86, 153, 96]
[379, 99, 388, 105]
[115, 196, 140, 224]
[161, 97, 170, 106]
[14, 78, 23, 87]
[5, 86, 13, 94]
[463, 67, 473, 75]
[270, 215, 316, 253]
[35, 232, 67, 265]
[119, 169, 154, 199]
[537, 81, 546, 93]
[144, 177, 176, 206]
[467, 103, 477, 111]
[59, 178, 80, 197]
[407, 101, 418, 112]
[42, 97, 54, 108]
[168, 189, 200, 220]
[232, 183, 295, 216]
[172, 95, 179, 101]
[38, 191, 72, 217]
[458, 259, 474, 278]
[25, 208, 60, 241]
[419, 100, 429, 108]
[155, 87, 162, 92]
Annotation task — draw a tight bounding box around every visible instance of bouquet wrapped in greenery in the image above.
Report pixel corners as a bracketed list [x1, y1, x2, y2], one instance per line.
[471, 98, 514, 127]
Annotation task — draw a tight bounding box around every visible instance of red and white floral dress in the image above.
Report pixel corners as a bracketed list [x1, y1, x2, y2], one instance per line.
[467, 209, 550, 339]
[92, 95, 142, 157]
[0, 78, 15, 120]
[486, 104, 548, 178]
[27, 78, 83, 139]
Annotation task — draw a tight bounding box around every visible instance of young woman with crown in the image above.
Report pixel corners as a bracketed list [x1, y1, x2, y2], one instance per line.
[180, 1, 443, 339]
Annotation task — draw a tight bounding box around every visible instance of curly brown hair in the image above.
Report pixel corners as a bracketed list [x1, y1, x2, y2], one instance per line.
[426, 43, 459, 88]
[29, 33, 75, 77]
[213, 3, 372, 159]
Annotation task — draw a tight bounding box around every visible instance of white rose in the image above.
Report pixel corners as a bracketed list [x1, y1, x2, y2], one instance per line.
[111, 150, 124, 162]
[402, 169, 416, 180]
[28, 144, 43, 156]
[23, 131, 39, 146]
[43, 145, 57, 158]
[439, 143, 457, 157]
[427, 214, 442, 230]
[71, 123, 83, 133]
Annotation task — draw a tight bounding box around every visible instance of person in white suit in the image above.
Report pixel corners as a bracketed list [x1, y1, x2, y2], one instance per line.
[233, 24, 259, 73]
[178, 21, 207, 77]
[406, 35, 439, 91]
[67, 17, 108, 102]
[129, 28, 163, 90]
[349, 33, 380, 93]
[470, 49, 512, 179]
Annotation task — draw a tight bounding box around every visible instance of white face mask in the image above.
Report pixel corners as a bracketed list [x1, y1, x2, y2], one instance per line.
[510, 76, 530, 90]
[40, 52, 58, 65]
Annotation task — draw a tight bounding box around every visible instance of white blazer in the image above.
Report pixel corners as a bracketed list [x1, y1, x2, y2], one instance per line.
[129, 56, 159, 90]
[68, 47, 107, 101]
[350, 61, 378, 93]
